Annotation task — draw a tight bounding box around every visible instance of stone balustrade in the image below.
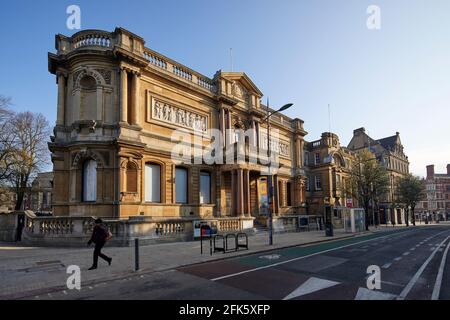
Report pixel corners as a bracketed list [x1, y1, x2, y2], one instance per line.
[217, 218, 242, 231]
[72, 31, 112, 49]
[55, 28, 218, 95]
[155, 221, 185, 236]
[143, 50, 168, 69]
[19, 212, 254, 246]
[143, 48, 217, 94]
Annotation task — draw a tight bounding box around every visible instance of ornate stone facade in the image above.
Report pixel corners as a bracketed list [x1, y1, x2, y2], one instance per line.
[304, 132, 358, 227]
[47, 27, 309, 230]
[348, 127, 410, 224]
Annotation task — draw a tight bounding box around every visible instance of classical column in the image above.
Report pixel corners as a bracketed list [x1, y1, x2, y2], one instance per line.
[245, 169, 251, 216]
[219, 108, 226, 147]
[132, 72, 141, 126]
[295, 137, 302, 168]
[56, 73, 66, 126]
[237, 169, 244, 216]
[231, 170, 236, 216]
[96, 86, 104, 121]
[250, 121, 256, 146]
[274, 175, 280, 215]
[226, 110, 232, 146]
[120, 69, 128, 123]
[255, 121, 260, 149]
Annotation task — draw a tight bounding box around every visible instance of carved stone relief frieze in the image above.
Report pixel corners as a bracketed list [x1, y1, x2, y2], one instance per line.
[151, 97, 208, 133]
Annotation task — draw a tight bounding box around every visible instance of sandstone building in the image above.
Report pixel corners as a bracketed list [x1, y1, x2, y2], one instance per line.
[47, 27, 309, 233]
[304, 132, 358, 227]
[348, 128, 410, 224]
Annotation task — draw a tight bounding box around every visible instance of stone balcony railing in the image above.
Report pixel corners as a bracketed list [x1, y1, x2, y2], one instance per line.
[55, 28, 217, 95]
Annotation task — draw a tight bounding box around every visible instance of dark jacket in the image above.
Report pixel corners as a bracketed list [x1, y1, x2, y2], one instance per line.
[88, 224, 108, 244]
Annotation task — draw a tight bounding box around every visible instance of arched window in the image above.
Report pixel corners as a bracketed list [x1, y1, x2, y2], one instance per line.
[82, 159, 97, 202]
[145, 163, 161, 203]
[126, 162, 138, 193]
[199, 171, 211, 204]
[175, 167, 188, 204]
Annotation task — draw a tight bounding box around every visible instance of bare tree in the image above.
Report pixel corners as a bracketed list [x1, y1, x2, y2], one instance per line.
[0, 95, 15, 181]
[8, 111, 51, 210]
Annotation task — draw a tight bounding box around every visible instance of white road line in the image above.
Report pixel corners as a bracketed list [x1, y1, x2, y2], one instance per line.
[432, 239, 450, 300]
[382, 263, 392, 269]
[403, 252, 410, 256]
[394, 257, 402, 262]
[397, 235, 450, 300]
[211, 230, 412, 282]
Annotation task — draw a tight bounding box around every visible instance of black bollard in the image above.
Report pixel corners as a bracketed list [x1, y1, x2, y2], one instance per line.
[135, 238, 139, 271]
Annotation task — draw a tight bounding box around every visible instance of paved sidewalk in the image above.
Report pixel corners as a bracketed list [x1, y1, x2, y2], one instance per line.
[0, 225, 418, 299]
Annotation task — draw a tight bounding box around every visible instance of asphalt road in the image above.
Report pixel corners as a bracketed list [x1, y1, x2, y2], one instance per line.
[24, 225, 450, 300]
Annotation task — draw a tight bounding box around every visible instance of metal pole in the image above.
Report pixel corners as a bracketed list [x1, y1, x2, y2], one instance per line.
[134, 238, 139, 271]
[267, 101, 273, 246]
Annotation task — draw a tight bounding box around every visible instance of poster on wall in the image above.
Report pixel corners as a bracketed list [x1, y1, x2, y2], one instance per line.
[193, 220, 217, 238]
[259, 178, 269, 215]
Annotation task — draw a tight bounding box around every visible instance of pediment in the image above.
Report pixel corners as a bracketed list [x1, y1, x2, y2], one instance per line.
[218, 71, 263, 98]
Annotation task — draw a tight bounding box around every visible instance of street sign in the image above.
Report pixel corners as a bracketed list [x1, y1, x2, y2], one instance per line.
[346, 198, 353, 208]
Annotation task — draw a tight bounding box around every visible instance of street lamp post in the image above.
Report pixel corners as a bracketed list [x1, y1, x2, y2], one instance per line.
[263, 100, 293, 246]
[370, 182, 376, 228]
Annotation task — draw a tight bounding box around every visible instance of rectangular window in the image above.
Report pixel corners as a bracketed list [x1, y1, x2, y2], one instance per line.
[315, 153, 320, 165]
[145, 164, 161, 203]
[306, 177, 310, 191]
[175, 167, 188, 204]
[304, 152, 309, 166]
[286, 182, 292, 206]
[315, 175, 322, 190]
[200, 171, 211, 204]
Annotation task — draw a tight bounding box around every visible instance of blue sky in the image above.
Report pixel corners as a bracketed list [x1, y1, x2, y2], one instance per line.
[0, 0, 449, 176]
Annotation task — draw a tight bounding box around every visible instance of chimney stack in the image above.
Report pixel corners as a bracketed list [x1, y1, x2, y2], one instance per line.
[426, 165, 435, 179]
[353, 127, 365, 135]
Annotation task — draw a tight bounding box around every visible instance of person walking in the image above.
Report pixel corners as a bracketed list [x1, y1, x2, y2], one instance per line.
[87, 218, 112, 270]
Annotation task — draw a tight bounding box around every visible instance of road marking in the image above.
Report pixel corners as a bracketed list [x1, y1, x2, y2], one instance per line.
[403, 252, 410, 256]
[355, 287, 397, 300]
[410, 248, 416, 251]
[397, 235, 450, 300]
[382, 263, 392, 269]
[211, 230, 412, 282]
[432, 239, 450, 300]
[394, 257, 402, 261]
[259, 254, 282, 260]
[283, 277, 340, 300]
